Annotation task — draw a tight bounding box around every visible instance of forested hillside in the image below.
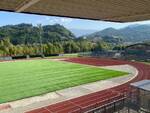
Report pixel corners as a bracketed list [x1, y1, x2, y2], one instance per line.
[0, 23, 112, 57]
[0, 23, 75, 45]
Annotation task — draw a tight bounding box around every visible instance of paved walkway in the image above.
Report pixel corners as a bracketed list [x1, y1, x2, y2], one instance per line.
[0, 64, 138, 113]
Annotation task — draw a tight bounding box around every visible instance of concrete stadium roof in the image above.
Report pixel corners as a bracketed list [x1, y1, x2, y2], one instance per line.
[1, 0, 150, 22]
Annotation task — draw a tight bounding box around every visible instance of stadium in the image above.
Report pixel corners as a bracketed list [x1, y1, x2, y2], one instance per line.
[0, 1, 150, 113]
[0, 57, 149, 113]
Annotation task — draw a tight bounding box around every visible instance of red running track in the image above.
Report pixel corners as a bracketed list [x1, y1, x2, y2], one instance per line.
[27, 57, 150, 113]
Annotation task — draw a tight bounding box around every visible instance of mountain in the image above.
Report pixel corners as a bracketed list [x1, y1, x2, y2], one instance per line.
[0, 23, 75, 45]
[86, 24, 150, 43]
[87, 28, 122, 38]
[70, 28, 98, 37]
[120, 25, 150, 42]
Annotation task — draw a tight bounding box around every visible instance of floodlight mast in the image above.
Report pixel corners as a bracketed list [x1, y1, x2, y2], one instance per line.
[37, 24, 44, 57]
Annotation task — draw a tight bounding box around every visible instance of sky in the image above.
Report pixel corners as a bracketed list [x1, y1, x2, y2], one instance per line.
[1, 11, 150, 31]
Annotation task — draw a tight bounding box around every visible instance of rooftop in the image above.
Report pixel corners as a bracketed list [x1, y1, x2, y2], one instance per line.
[1, 0, 150, 22]
[130, 80, 150, 92]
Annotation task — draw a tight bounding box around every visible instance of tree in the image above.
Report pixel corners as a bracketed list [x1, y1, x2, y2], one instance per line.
[93, 41, 110, 52]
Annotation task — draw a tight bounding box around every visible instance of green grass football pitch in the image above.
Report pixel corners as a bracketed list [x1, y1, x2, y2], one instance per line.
[0, 59, 127, 103]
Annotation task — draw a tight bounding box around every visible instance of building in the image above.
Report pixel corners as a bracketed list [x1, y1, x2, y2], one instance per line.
[124, 43, 150, 61]
[128, 80, 150, 113]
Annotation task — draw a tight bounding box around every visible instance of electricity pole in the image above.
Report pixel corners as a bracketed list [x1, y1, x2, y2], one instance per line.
[37, 24, 44, 58]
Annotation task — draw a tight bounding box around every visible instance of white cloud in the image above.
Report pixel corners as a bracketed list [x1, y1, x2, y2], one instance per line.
[46, 17, 50, 21]
[60, 18, 73, 23]
[35, 17, 73, 25]
[48, 17, 73, 24]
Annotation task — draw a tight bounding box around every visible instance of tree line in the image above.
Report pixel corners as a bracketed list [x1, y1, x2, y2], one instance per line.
[0, 38, 83, 56]
[0, 38, 114, 57]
